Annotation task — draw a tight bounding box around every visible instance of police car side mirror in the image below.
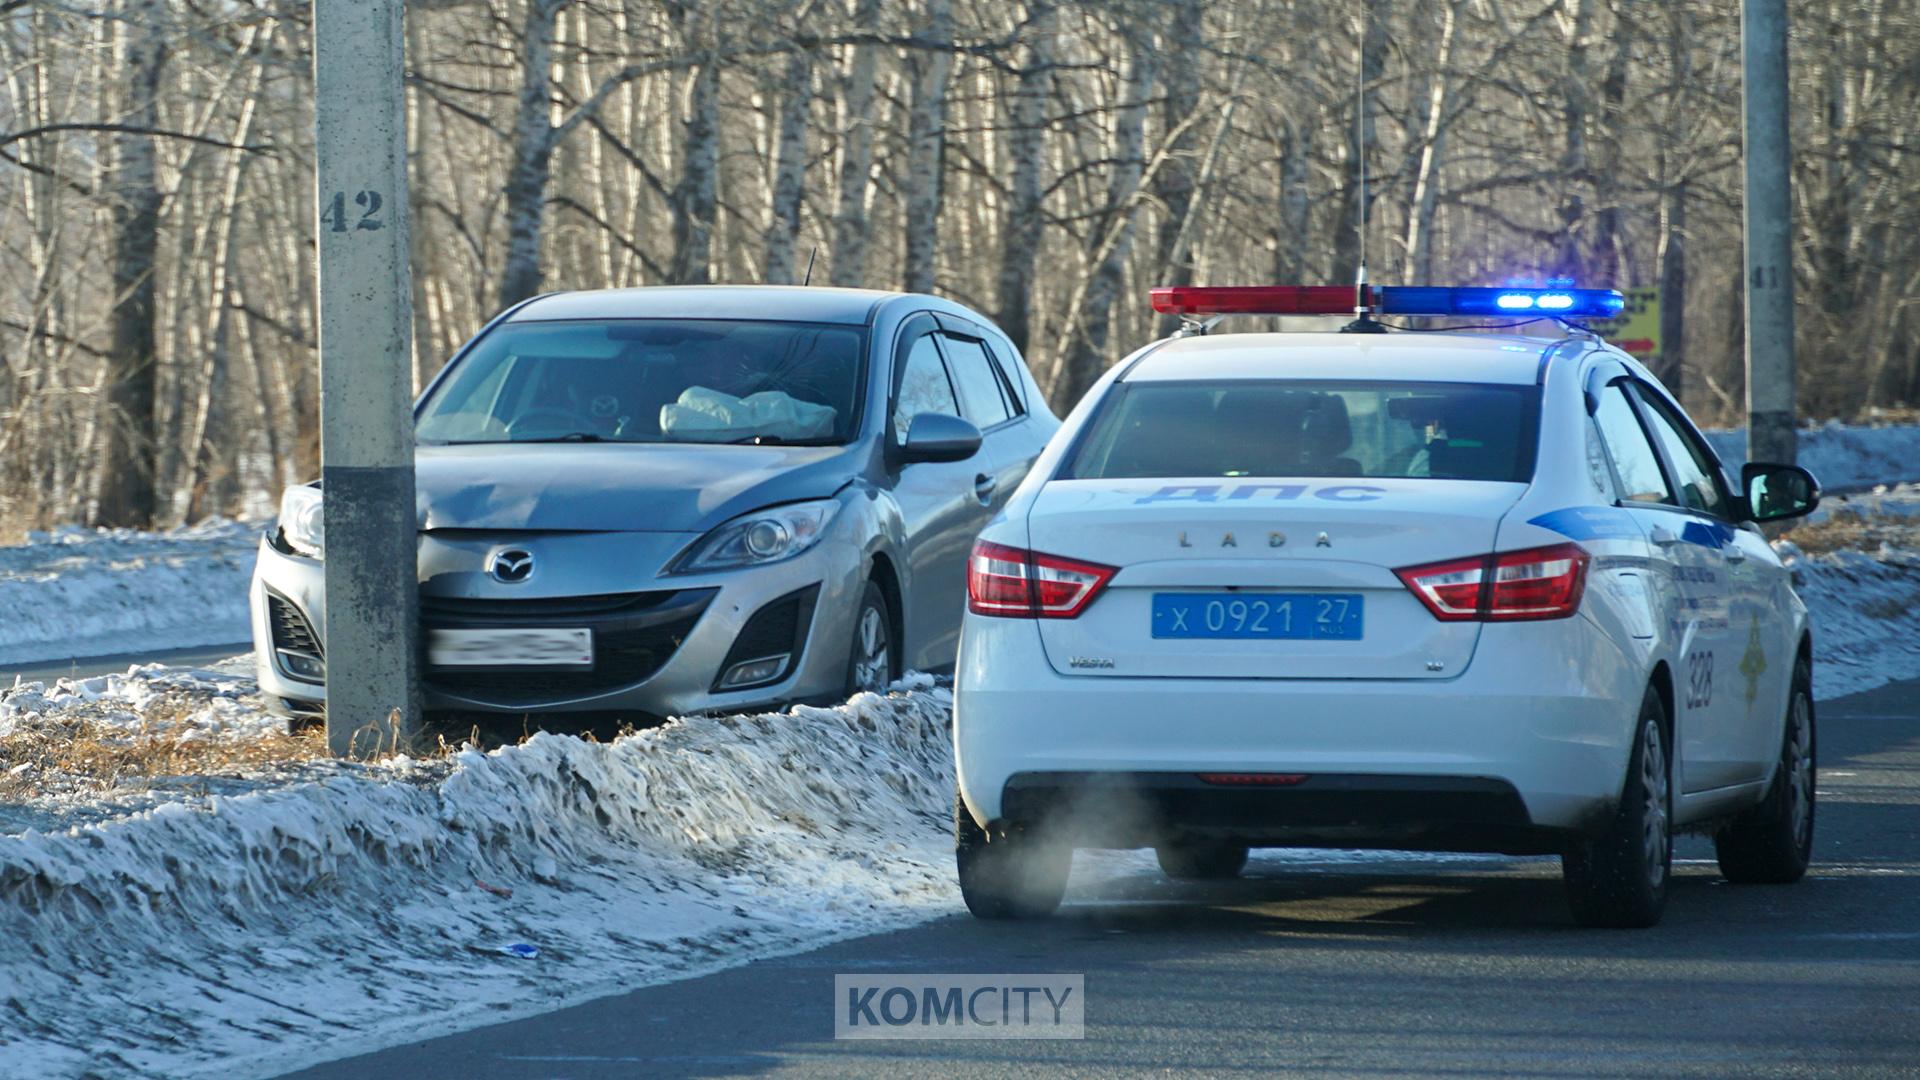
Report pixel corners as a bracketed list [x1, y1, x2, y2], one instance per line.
[900, 412, 982, 464]
[1741, 462, 1820, 523]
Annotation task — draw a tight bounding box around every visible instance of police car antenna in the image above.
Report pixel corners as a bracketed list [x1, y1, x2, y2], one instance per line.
[1341, 3, 1387, 335]
[802, 246, 817, 286]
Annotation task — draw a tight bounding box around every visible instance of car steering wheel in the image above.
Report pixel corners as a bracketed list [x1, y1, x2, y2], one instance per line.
[506, 407, 593, 438]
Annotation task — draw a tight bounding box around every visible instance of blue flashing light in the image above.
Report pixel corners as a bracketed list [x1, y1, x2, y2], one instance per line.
[1375, 286, 1624, 320]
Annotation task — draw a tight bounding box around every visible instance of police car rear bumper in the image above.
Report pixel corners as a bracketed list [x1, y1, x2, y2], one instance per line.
[954, 615, 1640, 848]
[997, 771, 1551, 854]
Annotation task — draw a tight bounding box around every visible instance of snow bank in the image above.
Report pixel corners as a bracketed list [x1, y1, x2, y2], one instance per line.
[1704, 421, 1920, 491]
[1775, 541, 1920, 699]
[0, 520, 259, 666]
[0, 677, 962, 1079]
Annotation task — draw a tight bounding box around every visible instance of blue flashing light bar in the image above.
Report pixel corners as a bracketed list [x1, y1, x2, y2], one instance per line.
[1149, 285, 1626, 321]
[1375, 286, 1624, 319]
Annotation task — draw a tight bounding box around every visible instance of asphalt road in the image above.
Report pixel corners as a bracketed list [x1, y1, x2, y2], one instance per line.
[287, 677, 1920, 1079]
[1, 643, 251, 685]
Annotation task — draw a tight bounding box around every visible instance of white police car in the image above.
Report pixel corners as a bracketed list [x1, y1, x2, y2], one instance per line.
[953, 284, 1821, 928]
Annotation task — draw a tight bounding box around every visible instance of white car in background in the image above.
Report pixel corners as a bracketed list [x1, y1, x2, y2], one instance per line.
[953, 285, 1821, 928]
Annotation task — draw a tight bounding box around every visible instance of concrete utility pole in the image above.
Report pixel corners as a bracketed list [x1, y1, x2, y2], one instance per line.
[1741, 0, 1797, 465]
[314, 0, 421, 755]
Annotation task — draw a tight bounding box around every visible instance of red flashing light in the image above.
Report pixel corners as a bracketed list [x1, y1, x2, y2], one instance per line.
[1196, 773, 1310, 786]
[1150, 285, 1363, 316]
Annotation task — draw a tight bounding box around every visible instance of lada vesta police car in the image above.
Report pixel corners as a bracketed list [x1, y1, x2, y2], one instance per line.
[953, 285, 1820, 928]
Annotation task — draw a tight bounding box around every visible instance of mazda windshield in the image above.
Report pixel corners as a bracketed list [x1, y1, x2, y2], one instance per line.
[415, 319, 866, 445]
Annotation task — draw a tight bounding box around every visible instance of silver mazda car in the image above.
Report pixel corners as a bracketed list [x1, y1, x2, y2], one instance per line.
[251, 286, 1057, 725]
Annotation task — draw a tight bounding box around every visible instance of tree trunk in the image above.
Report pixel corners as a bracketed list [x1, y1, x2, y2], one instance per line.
[1656, 179, 1687, 402]
[1050, 30, 1156, 410]
[765, 45, 813, 284]
[1331, 0, 1387, 287]
[669, 25, 720, 284]
[995, 0, 1055, 357]
[1549, 0, 1598, 283]
[1273, 120, 1310, 284]
[1589, 11, 1631, 288]
[497, 0, 561, 308]
[901, 0, 954, 294]
[186, 30, 266, 521]
[1402, 1, 1458, 286]
[95, 0, 166, 528]
[828, 0, 882, 286]
[1148, 0, 1202, 335]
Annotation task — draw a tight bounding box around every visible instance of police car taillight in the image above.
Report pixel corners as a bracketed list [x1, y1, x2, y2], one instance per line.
[967, 540, 1116, 619]
[1396, 543, 1590, 622]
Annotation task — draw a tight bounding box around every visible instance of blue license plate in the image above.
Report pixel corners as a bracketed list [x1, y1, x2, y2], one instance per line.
[1151, 592, 1364, 640]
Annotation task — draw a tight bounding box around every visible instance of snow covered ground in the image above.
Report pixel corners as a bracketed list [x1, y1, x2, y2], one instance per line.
[1703, 420, 1920, 491]
[0, 520, 260, 667]
[1, 675, 966, 1079]
[1773, 482, 1920, 699]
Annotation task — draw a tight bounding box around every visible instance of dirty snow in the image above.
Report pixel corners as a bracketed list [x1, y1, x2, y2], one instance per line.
[0, 520, 260, 666]
[1778, 543, 1920, 698]
[1, 675, 961, 1078]
[1768, 482, 1920, 698]
[1704, 421, 1920, 491]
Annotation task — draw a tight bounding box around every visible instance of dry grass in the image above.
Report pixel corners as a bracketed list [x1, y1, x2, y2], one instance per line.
[1782, 506, 1920, 556]
[1852, 404, 1920, 426]
[0, 695, 332, 803]
[0, 686, 622, 806]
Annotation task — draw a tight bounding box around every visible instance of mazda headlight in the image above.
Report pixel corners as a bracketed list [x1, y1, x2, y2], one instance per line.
[278, 485, 325, 559]
[670, 500, 839, 573]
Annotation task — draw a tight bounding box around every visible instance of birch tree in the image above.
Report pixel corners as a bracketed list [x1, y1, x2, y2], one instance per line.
[900, 0, 953, 294]
[95, 0, 167, 528]
[995, 0, 1054, 357]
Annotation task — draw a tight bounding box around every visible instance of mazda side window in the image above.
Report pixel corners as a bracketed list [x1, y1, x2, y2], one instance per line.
[940, 335, 1013, 428]
[979, 339, 1028, 417]
[893, 334, 961, 443]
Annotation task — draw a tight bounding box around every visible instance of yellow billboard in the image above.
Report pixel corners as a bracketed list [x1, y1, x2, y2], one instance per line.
[1592, 286, 1660, 363]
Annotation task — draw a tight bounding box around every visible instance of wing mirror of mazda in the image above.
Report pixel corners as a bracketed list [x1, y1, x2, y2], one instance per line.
[900, 413, 983, 464]
[1742, 462, 1820, 523]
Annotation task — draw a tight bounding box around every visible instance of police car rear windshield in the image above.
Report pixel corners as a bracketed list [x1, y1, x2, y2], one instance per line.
[1061, 381, 1539, 483]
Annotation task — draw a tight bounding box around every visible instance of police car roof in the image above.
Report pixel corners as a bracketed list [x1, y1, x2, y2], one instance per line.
[1124, 331, 1566, 385]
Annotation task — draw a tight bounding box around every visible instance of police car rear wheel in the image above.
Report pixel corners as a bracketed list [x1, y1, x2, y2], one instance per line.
[1714, 655, 1815, 884]
[955, 794, 1070, 920]
[1155, 840, 1249, 881]
[1562, 684, 1671, 928]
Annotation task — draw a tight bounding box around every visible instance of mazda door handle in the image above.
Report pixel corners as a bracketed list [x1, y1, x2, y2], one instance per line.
[973, 473, 997, 505]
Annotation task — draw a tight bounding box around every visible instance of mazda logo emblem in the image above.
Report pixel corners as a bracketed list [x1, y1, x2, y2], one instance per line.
[489, 548, 535, 583]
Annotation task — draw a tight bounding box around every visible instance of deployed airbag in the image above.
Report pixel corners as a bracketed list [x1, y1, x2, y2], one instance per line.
[660, 386, 837, 442]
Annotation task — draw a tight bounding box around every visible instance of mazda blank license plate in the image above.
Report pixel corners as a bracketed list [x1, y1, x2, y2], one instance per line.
[1151, 593, 1364, 640]
[428, 627, 594, 667]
